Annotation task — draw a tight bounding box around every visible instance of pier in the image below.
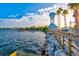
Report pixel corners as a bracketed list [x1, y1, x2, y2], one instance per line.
[48, 30, 79, 56]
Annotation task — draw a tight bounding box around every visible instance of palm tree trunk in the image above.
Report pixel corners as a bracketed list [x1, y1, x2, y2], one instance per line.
[64, 15, 67, 28]
[57, 15, 61, 29]
[74, 9, 79, 32]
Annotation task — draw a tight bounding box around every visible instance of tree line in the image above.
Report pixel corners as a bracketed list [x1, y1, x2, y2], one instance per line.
[0, 26, 48, 33]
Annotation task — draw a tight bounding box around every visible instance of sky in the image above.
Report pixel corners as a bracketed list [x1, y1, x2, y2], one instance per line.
[0, 3, 55, 28]
[0, 3, 54, 19]
[0, 3, 75, 28]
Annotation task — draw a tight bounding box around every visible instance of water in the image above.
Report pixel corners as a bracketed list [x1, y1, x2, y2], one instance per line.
[0, 30, 46, 56]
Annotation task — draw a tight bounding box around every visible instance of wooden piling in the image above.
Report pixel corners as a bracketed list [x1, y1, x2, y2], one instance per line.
[68, 39, 72, 56]
[62, 36, 64, 50]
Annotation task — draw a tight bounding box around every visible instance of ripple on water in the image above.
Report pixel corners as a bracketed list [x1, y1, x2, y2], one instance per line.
[0, 30, 46, 56]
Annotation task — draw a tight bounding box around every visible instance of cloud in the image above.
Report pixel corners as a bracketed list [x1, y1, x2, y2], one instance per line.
[0, 12, 50, 28]
[38, 4, 68, 13]
[8, 15, 16, 18]
[26, 13, 35, 16]
[38, 7, 54, 13]
[56, 3, 68, 9]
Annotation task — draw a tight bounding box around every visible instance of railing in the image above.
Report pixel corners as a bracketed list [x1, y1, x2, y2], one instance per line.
[48, 30, 79, 56]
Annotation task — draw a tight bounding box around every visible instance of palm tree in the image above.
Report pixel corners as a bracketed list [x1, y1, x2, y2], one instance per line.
[56, 8, 63, 29]
[68, 3, 79, 32]
[62, 9, 68, 28]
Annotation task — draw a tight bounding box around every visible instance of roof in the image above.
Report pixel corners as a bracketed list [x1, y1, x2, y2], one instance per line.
[48, 23, 58, 30]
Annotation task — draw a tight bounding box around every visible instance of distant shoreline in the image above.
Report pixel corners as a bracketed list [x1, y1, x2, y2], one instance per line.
[0, 26, 48, 33]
